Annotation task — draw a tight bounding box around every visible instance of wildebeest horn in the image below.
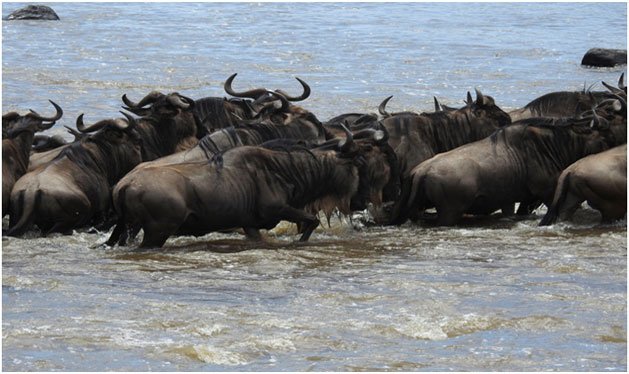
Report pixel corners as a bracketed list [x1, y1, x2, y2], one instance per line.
[224, 73, 268, 99]
[64, 125, 85, 141]
[602, 81, 624, 94]
[118, 111, 138, 131]
[76, 114, 116, 133]
[338, 122, 354, 152]
[27, 100, 63, 125]
[598, 98, 623, 112]
[122, 91, 164, 108]
[589, 109, 610, 130]
[434, 96, 442, 112]
[619, 73, 626, 91]
[466, 91, 473, 107]
[274, 77, 311, 101]
[378, 96, 393, 117]
[353, 128, 389, 144]
[252, 91, 290, 114]
[612, 93, 627, 107]
[475, 88, 487, 106]
[167, 93, 194, 110]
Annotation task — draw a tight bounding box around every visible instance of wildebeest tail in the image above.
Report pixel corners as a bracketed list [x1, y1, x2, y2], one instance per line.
[106, 185, 129, 246]
[7, 189, 41, 237]
[539, 172, 571, 226]
[388, 174, 425, 225]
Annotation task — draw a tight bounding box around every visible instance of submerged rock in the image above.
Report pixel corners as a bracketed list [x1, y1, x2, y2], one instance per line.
[3, 5, 60, 21]
[581, 48, 627, 67]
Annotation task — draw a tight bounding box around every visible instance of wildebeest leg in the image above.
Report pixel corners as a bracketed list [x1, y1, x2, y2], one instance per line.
[46, 220, 77, 236]
[435, 205, 465, 226]
[243, 227, 262, 241]
[106, 221, 126, 246]
[516, 199, 542, 215]
[271, 206, 319, 242]
[598, 202, 627, 223]
[140, 223, 176, 248]
[501, 204, 515, 216]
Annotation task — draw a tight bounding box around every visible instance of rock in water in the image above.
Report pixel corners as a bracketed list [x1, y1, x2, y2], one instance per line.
[4, 5, 60, 21]
[581, 48, 627, 67]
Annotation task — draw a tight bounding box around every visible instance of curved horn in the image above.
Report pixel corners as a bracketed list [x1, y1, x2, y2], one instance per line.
[272, 91, 290, 112]
[64, 125, 84, 141]
[122, 91, 164, 108]
[274, 77, 311, 101]
[76, 114, 114, 133]
[475, 88, 487, 106]
[167, 93, 193, 110]
[121, 105, 151, 117]
[466, 91, 473, 107]
[612, 93, 627, 107]
[252, 91, 290, 115]
[619, 73, 626, 91]
[589, 108, 610, 130]
[224, 73, 268, 99]
[378, 96, 393, 117]
[597, 98, 623, 112]
[29, 100, 63, 122]
[118, 111, 138, 131]
[178, 94, 196, 109]
[602, 81, 624, 94]
[353, 128, 389, 144]
[338, 122, 354, 152]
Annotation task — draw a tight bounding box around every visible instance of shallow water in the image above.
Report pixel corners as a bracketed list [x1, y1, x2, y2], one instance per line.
[2, 2, 627, 371]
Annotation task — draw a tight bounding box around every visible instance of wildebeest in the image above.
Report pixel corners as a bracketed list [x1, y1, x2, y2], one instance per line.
[2, 100, 63, 216]
[7, 113, 142, 236]
[540, 143, 627, 225]
[390, 101, 626, 226]
[106, 127, 395, 248]
[508, 74, 626, 121]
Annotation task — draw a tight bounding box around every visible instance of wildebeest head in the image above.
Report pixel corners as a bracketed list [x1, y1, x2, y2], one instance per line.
[120, 91, 201, 158]
[122, 91, 195, 119]
[3, 100, 63, 139]
[463, 89, 512, 127]
[224, 73, 315, 122]
[315, 124, 398, 212]
[225, 73, 311, 102]
[585, 95, 627, 146]
[75, 112, 143, 181]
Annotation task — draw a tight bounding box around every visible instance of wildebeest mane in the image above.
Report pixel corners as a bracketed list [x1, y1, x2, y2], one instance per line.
[259, 138, 318, 161]
[523, 91, 616, 118]
[198, 126, 240, 159]
[411, 109, 495, 153]
[489, 117, 604, 174]
[56, 133, 139, 186]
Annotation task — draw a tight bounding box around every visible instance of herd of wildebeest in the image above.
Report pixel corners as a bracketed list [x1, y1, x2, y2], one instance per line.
[2, 73, 627, 248]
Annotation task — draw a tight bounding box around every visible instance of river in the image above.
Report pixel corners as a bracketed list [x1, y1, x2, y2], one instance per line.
[2, 2, 627, 371]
